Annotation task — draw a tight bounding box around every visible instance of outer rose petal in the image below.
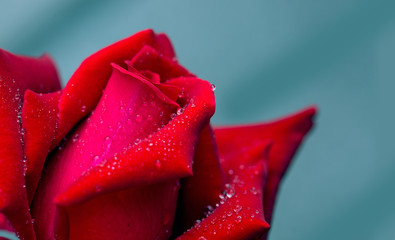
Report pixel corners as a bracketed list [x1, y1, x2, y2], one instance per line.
[22, 90, 61, 203]
[0, 50, 60, 93]
[0, 49, 60, 240]
[214, 106, 316, 239]
[173, 124, 225, 234]
[177, 141, 272, 240]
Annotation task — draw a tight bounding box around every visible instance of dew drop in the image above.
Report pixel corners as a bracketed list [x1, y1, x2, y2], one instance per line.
[135, 114, 143, 122]
[226, 187, 235, 198]
[235, 215, 242, 224]
[250, 187, 258, 195]
[119, 106, 125, 114]
[177, 108, 184, 115]
[154, 159, 162, 169]
[72, 133, 79, 142]
[81, 105, 87, 113]
[92, 156, 100, 165]
[234, 205, 242, 213]
[128, 107, 133, 115]
[104, 137, 112, 148]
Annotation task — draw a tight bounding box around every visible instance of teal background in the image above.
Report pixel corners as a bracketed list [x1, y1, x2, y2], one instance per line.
[0, 0, 393, 239]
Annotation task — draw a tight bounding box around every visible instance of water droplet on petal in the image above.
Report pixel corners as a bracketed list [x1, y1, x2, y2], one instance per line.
[81, 105, 87, 113]
[128, 107, 133, 115]
[235, 215, 242, 224]
[135, 114, 143, 122]
[104, 137, 112, 148]
[226, 187, 235, 198]
[72, 133, 79, 142]
[92, 156, 101, 165]
[234, 205, 242, 213]
[250, 187, 258, 195]
[211, 83, 216, 91]
[177, 108, 184, 115]
[154, 160, 162, 169]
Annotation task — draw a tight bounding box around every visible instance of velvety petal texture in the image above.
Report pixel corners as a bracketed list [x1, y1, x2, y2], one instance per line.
[22, 90, 61, 203]
[177, 141, 272, 240]
[214, 106, 316, 239]
[31, 31, 216, 239]
[215, 107, 316, 223]
[0, 49, 61, 240]
[0, 29, 316, 240]
[173, 124, 225, 235]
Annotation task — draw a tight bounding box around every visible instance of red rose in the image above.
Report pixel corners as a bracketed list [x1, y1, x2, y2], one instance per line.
[0, 29, 316, 240]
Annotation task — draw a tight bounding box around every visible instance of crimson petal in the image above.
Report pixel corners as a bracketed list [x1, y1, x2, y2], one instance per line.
[214, 106, 316, 225]
[0, 49, 60, 240]
[56, 76, 216, 206]
[54, 29, 165, 146]
[22, 90, 61, 203]
[177, 141, 272, 240]
[152, 33, 177, 59]
[174, 124, 225, 233]
[67, 180, 180, 240]
[32, 70, 215, 239]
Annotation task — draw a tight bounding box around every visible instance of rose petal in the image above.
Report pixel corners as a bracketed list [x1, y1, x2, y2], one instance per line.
[173, 124, 225, 234]
[54, 29, 167, 146]
[0, 50, 60, 93]
[32, 69, 215, 239]
[55, 77, 216, 206]
[152, 33, 176, 59]
[22, 90, 61, 203]
[214, 106, 316, 226]
[31, 63, 180, 238]
[0, 49, 60, 240]
[129, 45, 194, 83]
[176, 141, 271, 240]
[67, 180, 179, 240]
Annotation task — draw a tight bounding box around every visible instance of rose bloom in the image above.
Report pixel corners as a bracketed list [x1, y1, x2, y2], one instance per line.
[0, 29, 316, 240]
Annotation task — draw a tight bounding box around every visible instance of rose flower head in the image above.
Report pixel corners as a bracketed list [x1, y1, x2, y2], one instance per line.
[0, 29, 316, 240]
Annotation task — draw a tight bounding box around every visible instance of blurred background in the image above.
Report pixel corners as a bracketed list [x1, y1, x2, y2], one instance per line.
[0, 0, 392, 239]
